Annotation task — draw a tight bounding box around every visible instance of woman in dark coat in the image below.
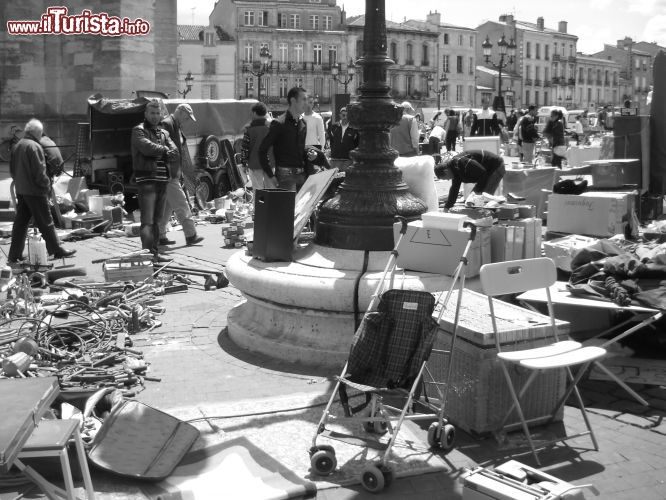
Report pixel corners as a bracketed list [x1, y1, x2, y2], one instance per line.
[544, 109, 566, 168]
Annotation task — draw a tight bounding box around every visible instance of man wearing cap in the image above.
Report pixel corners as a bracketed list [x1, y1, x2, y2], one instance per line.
[131, 99, 179, 259]
[390, 101, 420, 157]
[157, 104, 203, 247]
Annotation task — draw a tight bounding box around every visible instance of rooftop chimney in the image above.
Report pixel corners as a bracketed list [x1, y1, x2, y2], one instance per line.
[537, 17, 544, 30]
[506, 14, 514, 24]
[426, 10, 441, 26]
[558, 20, 567, 34]
[499, 14, 507, 22]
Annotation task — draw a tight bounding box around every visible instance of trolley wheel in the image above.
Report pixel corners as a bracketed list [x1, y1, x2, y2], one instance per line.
[363, 420, 388, 434]
[310, 450, 337, 476]
[440, 424, 456, 452]
[427, 422, 441, 448]
[361, 464, 386, 493]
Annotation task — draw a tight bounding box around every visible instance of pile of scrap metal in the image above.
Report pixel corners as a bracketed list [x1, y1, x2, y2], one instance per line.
[0, 272, 170, 397]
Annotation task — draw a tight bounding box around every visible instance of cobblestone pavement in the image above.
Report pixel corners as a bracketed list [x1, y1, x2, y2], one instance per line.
[2, 222, 666, 499]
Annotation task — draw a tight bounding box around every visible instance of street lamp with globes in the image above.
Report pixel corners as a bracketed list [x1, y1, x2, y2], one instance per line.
[178, 71, 194, 98]
[331, 61, 356, 94]
[245, 46, 272, 101]
[427, 73, 448, 110]
[481, 33, 516, 113]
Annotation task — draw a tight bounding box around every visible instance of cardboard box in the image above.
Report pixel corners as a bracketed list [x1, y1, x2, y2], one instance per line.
[102, 206, 123, 224]
[393, 221, 489, 277]
[543, 234, 599, 271]
[71, 216, 104, 229]
[586, 159, 641, 188]
[499, 218, 542, 259]
[546, 191, 635, 237]
[491, 225, 525, 262]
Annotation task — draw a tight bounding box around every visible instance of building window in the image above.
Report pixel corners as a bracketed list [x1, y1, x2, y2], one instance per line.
[310, 15, 319, 30]
[579, 67, 584, 81]
[203, 57, 216, 75]
[470, 35, 474, 47]
[204, 32, 214, 46]
[535, 66, 541, 81]
[277, 13, 287, 28]
[328, 45, 337, 65]
[422, 44, 429, 66]
[391, 75, 399, 94]
[458, 34, 463, 46]
[469, 85, 474, 103]
[635, 76, 640, 88]
[244, 43, 253, 62]
[635, 58, 640, 69]
[569, 64, 574, 80]
[570, 45, 574, 56]
[443, 33, 449, 45]
[588, 68, 592, 81]
[390, 42, 398, 62]
[289, 14, 300, 29]
[442, 87, 449, 101]
[356, 39, 363, 59]
[313, 43, 322, 65]
[456, 84, 463, 102]
[294, 43, 303, 63]
[244, 77, 254, 97]
[406, 43, 413, 64]
[535, 43, 541, 59]
[261, 76, 269, 93]
[544, 67, 549, 81]
[469, 57, 474, 75]
[258, 11, 268, 26]
[587, 87, 592, 103]
[279, 78, 288, 97]
[279, 43, 288, 63]
[553, 43, 557, 56]
[204, 84, 216, 99]
[324, 15, 332, 30]
[545, 45, 550, 60]
[535, 91, 539, 106]
[613, 72, 618, 85]
[443, 54, 449, 73]
[407, 75, 414, 95]
[456, 55, 463, 73]
[295, 77, 303, 88]
[525, 42, 531, 59]
[544, 91, 549, 105]
[525, 90, 530, 105]
[525, 65, 531, 80]
[643, 60, 648, 71]
[314, 77, 323, 98]
[244, 11, 255, 26]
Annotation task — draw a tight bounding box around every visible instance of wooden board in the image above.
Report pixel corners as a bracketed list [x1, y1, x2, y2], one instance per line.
[590, 356, 666, 386]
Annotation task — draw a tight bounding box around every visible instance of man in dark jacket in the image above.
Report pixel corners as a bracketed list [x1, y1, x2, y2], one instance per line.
[327, 106, 359, 170]
[435, 150, 506, 210]
[131, 99, 179, 259]
[258, 87, 316, 191]
[241, 102, 276, 190]
[157, 104, 203, 247]
[519, 106, 540, 163]
[8, 119, 75, 263]
[471, 98, 500, 136]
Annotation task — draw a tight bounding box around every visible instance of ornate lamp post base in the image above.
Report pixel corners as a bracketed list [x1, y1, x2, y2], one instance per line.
[314, 0, 427, 250]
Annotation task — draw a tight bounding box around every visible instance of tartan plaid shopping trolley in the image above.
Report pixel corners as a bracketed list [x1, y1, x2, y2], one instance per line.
[308, 217, 478, 493]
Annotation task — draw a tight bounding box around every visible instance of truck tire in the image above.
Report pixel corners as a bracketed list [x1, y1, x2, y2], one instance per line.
[195, 172, 214, 203]
[201, 136, 222, 168]
[213, 171, 232, 198]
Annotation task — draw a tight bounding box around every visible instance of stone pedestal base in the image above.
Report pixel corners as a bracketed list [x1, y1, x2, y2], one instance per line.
[226, 244, 480, 370]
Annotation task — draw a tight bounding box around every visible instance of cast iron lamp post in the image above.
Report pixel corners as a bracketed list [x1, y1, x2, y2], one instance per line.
[331, 62, 356, 94]
[177, 71, 194, 98]
[482, 34, 516, 113]
[245, 46, 271, 101]
[315, 0, 427, 250]
[428, 73, 449, 110]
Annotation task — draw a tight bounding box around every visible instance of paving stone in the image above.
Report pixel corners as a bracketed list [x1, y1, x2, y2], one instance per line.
[615, 412, 658, 428]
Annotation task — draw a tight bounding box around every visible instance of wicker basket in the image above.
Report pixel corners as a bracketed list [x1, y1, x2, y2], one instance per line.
[427, 289, 568, 436]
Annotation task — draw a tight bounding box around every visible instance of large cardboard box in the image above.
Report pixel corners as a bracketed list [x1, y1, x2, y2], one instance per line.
[495, 218, 542, 260]
[585, 159, 641, 189]
[428, 289, 568, 435]
[547, 191, 635, 237]
[393, 221, 490, 277]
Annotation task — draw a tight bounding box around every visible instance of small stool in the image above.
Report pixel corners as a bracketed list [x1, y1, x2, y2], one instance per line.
[16, 419, 95, 500]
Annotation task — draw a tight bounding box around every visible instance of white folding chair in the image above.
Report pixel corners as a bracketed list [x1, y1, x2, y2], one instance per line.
[480, 257, 606, 465]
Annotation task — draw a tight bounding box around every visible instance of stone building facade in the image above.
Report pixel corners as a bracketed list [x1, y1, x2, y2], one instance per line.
[574, 54, 621, 110]
[404, 11, 478, 109]
[209, 0, 349, 107]
[346, 15, 438, 106]
[1, 0, 177, 145]
[177, 25, 236, 100]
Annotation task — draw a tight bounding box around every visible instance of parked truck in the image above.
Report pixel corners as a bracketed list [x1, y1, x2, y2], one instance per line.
[74, 94, 255, 203]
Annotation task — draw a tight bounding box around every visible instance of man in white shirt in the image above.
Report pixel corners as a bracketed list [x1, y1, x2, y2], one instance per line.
[303, 95, 326, 149]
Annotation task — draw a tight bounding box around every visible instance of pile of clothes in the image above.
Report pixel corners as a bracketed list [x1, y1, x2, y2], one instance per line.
[567, 238, 666, 310]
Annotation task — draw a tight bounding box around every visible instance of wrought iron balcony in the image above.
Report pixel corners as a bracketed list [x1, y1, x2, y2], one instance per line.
[552, 54, 561, 62]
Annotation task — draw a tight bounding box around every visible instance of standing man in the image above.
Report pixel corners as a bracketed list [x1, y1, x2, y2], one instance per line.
[598, 104, 614, 131]
[390, 101, 420, 157]
[8, 119, 75, 263]
[158, 104, 203, 247]
[259, 87, 317, 191]
[471, 98, 500, 136]
[327, 106, 359, 170]
[241, 101, 276, 190]
[519, 106, 540, 163]
[303, 95, 326, 150]
[131, 99, 179, 260]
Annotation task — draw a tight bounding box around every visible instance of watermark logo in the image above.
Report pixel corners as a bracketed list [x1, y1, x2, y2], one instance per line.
[6, 6, 150, 36]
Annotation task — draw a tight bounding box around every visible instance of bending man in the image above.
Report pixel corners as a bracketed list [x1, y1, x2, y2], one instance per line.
[435, 150, 506, 210]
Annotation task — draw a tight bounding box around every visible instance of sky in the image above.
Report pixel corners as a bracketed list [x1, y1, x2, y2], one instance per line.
[177, 0, 666, 54]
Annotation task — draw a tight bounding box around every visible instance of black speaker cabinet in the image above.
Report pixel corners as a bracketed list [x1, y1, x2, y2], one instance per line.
[253, 189, 295, 262]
